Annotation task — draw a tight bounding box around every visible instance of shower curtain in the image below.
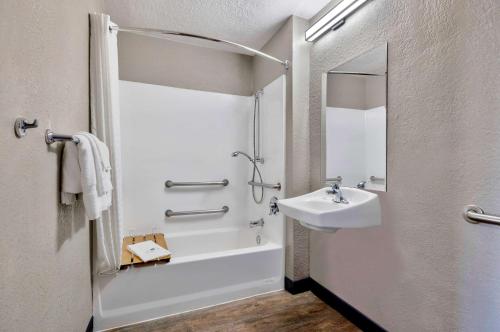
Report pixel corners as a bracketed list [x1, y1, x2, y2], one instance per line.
[89, 13, 123, 274]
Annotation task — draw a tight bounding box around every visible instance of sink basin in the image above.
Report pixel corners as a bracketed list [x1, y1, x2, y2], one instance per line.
[277, 187, 381, 232]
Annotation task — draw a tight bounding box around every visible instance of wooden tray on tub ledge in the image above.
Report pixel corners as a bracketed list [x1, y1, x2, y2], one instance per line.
[120, 233, 171, 269]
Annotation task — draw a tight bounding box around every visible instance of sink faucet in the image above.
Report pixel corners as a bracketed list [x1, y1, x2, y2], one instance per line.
[249, 218, 265, 228]
[327, 183, 349, 204]
[357, 181, 367, 189]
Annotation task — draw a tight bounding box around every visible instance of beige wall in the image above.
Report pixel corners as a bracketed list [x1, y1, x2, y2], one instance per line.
[327, 74, 385, 109]
[309, 0, 500, 330]
[118, 33, 254, 96]
[253, 16, 311, 281]
[365, 75, 385, 109]
[0, 1, 101, 331]
[289, 17, 312, 281]
[327, 75, 366, 109]
[252, 20, 292, 92]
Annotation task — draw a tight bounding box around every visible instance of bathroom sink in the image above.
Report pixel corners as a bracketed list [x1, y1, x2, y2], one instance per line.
[277, 187, 381, 232]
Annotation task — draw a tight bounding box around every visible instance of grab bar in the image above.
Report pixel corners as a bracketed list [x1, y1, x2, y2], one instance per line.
[463, 205, 500, 226]
[165, 206, 229, 217]
[248, 181, 281, 191]
[369, 176, 385, 182]
[165, 179, 229, 188]
[326, 176, 343, 183]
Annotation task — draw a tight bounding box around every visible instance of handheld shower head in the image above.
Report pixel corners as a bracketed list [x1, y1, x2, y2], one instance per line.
[231, 150, 264, 204]
[231, 151, 254, 163]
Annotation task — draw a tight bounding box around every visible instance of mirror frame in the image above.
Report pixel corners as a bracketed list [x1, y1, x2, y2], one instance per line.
[320, 42, 388, 191]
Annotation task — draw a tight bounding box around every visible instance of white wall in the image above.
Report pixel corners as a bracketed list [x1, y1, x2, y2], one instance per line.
[119, 78, 285, 248]
[364, 106, 386, 191]
[247, 76, 286, 246]
[120, 80, 252, 235]
[325, 106, 386, 189]
[309, 1, 500, 331]
[325, 107, 365, 186]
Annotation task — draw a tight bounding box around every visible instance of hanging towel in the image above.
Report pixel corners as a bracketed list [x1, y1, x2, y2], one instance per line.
[61, 141, 82, 205]
[61, 133, 113, 220]
[80, 132, 113, 196]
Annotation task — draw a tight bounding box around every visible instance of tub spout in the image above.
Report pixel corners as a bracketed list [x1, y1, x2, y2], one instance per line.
[249, 218, 264, 228]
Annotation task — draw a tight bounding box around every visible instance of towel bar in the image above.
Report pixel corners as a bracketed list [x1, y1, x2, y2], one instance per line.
[165, 206, 229, 217]
[45, 129, 79, 144]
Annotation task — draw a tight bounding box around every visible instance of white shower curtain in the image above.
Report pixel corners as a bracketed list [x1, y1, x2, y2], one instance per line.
[90, 13, 123, 274]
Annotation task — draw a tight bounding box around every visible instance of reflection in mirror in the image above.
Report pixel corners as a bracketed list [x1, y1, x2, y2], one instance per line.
[322, 44, 387, 192]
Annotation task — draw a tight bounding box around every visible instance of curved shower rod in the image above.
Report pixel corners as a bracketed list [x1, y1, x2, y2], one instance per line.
[109, 25, 289, 70]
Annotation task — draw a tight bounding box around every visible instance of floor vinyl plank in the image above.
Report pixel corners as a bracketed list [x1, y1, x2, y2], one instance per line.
[111, 291, 360, 332]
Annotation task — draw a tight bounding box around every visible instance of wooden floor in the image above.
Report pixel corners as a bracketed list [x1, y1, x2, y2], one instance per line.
[111, 291, 360, 332]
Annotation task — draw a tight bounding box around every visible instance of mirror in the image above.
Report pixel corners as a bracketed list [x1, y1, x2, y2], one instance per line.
[322, 44, 387, 191]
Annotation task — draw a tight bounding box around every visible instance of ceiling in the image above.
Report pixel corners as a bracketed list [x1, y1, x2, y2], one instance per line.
[104, 0, 330, 52]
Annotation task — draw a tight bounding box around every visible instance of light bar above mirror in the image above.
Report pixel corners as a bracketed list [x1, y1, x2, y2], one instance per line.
[305, 0, 370, 42]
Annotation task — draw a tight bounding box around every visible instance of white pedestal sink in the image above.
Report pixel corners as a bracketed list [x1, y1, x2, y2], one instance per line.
[277, 187, 381, 232]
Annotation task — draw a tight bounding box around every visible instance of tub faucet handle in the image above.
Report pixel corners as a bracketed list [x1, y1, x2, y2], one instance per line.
[269, 196, 279, 215]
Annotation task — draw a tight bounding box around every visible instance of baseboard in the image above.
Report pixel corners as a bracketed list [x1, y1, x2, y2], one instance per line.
[284, 277, 312, 295]
[310, 279, 386, 332]
[86, 316, 94, 332]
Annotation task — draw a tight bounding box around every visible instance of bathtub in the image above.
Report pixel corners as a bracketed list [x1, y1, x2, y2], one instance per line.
[93, 227, 284, 331]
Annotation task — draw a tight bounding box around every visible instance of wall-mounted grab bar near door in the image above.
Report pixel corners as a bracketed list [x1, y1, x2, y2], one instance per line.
[165, 179, 229, 188]
[463, 205, 500, 227]
[165, 206, 229, 217]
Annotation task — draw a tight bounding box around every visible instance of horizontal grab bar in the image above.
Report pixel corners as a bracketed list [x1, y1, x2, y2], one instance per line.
[165, 206, 229, 217]
[326, 176, 343, 182]
[369, 176, 385, 182]
[463, 205, 500, 227]
[248, 181, 281, 191]
[165, 179, 229, 188]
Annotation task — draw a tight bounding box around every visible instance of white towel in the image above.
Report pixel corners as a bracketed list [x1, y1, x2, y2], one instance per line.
[61, 141, 82, 205]
[61, 133, 113, 220]
[80, 132, 113, 195]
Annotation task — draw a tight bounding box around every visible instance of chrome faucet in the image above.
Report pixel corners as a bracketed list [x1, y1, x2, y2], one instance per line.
[269, 197, 279, 215]
[327, 183, 348, 204]
[357, 181, 367, 189]
[249, 218, 265, 228]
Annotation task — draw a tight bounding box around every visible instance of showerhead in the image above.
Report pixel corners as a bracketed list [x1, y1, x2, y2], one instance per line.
[231, 151, 254, 163]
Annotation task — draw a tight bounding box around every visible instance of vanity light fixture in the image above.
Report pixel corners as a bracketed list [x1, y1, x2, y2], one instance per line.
[305, 0, 369, 42]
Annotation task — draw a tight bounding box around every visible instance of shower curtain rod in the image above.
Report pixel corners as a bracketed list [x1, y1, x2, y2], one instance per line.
[109, 25, 289, 70]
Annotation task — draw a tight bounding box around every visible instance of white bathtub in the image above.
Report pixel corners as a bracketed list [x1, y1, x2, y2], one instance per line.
[93, 227, 284, 331]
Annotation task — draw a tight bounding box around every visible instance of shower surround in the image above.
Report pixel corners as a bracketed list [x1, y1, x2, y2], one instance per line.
[93, 76, 286, 330]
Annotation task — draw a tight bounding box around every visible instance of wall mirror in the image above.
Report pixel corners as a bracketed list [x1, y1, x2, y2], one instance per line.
[322, 43, 387, 191]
